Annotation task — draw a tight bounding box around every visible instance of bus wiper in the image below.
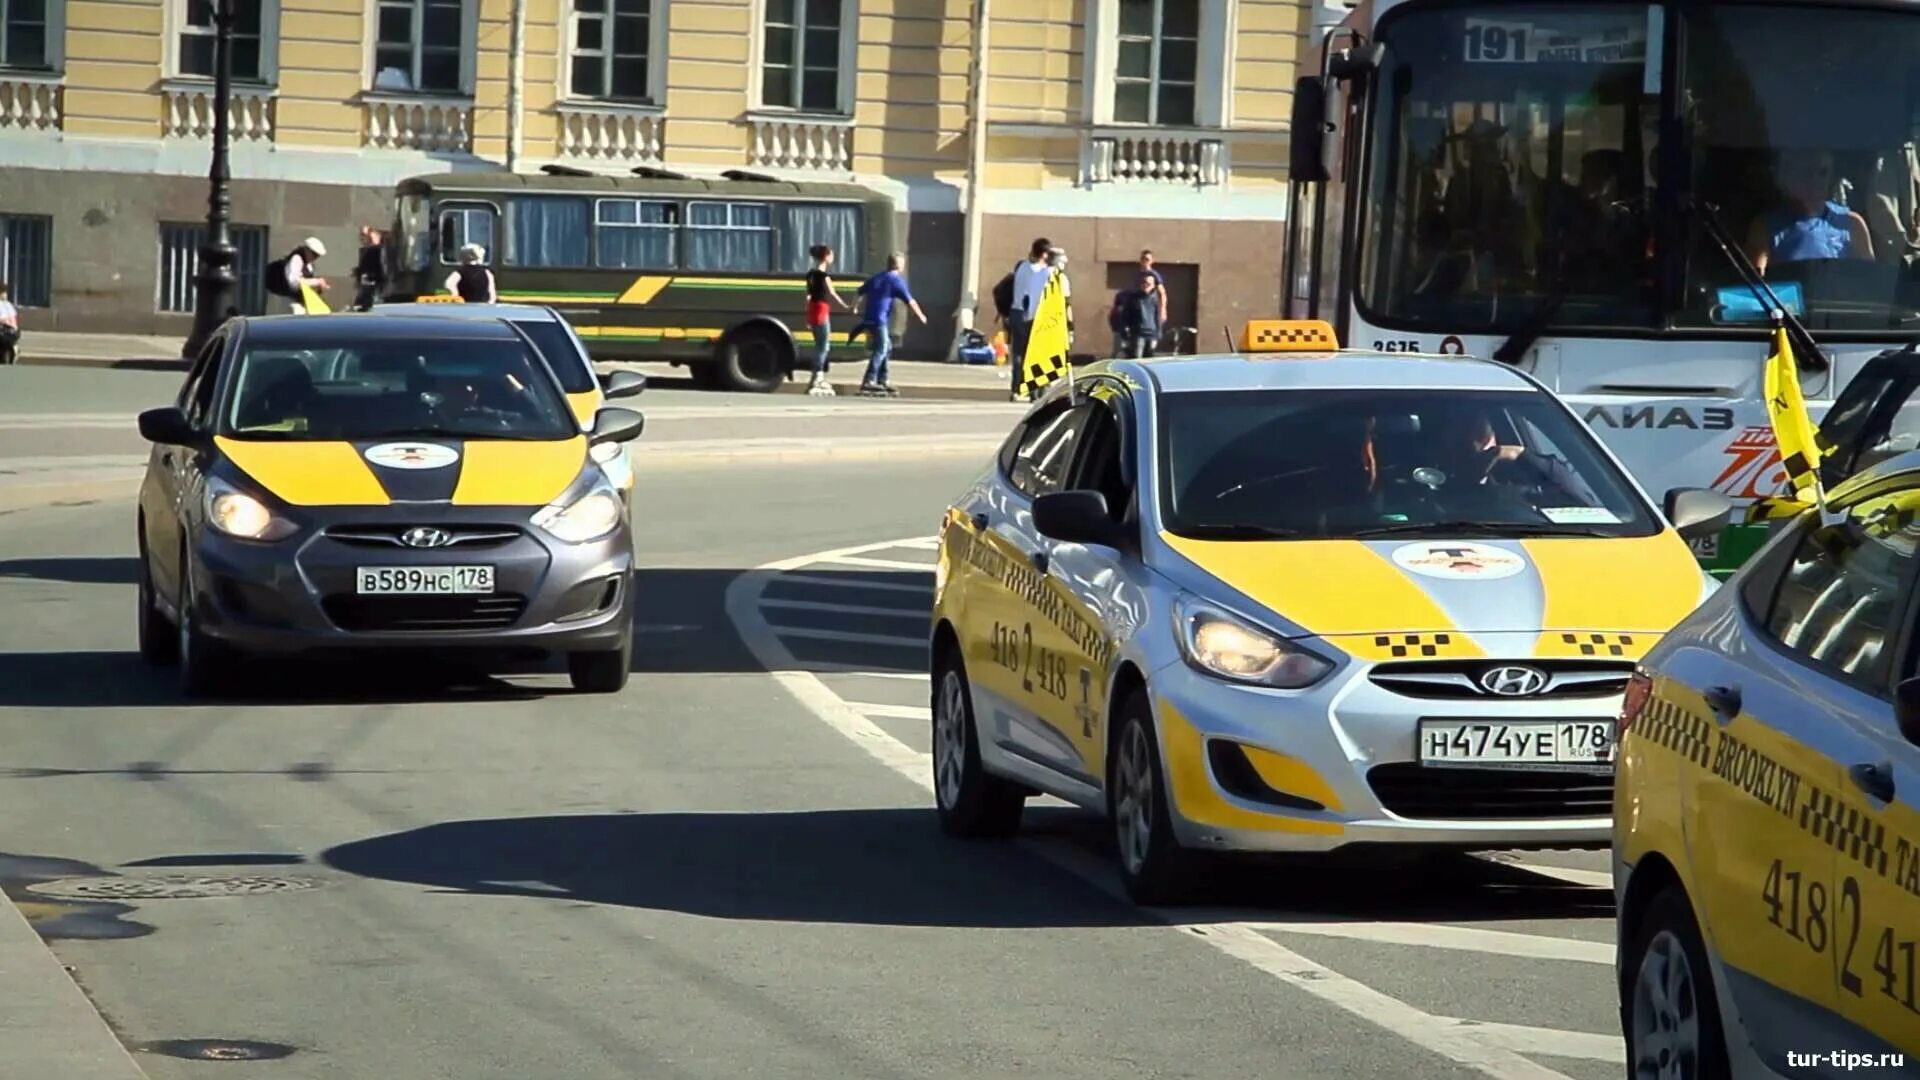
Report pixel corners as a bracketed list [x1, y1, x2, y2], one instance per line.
[1173, 523, 1304, 540]
[1493, 202, 1583, 365]
[1690, 198, 1830, 373]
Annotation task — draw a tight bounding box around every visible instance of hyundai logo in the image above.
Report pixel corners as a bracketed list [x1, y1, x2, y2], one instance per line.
[1479, 665, 1549, 696]
[401, 527, 454, 549]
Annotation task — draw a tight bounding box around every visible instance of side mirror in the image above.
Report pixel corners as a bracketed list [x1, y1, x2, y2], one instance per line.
[1896, 677, 1920, 747]
[1033, 490, 1123, 549]
[590, 407, 645, 446]
[1665, 487, 1732, 542]
[1326, 42, 1386, 80]
[1288, 77, 1329, 183]
[600, 370, 646, 400]
[138, 406, 200, 447]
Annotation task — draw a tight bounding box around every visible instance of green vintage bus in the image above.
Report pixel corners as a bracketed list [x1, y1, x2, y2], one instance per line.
[383, 167, 896, 393]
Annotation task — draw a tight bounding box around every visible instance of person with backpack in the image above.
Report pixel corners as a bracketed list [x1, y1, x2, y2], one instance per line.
[265, 238, 331, 314]
[443, 243, 497, 303]
[1005, 237, 1054, 365]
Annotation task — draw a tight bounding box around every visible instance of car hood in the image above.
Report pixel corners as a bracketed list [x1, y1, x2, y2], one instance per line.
[1161, 531, 1707, 649]
[214, 435, 589, 507]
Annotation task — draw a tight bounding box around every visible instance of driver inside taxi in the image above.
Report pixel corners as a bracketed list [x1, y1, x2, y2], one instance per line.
[1431, 410, 1585, 505]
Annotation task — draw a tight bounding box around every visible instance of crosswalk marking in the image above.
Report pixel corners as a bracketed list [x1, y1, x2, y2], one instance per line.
[766, 626, 925, 648]
[760, 598, 927, 619]
[772, 573, 932, 595]
[1244, 919, 1611, 965]
[846, 702, 931, 721]
[822, 554, 935, 572]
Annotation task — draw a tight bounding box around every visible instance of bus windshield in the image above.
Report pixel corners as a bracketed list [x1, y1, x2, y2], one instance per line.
[1358, 2, 1920, 336]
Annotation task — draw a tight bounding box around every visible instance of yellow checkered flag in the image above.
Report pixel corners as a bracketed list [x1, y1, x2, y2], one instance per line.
[299, 281, 331, 314]
[1015, 273, 1071, 400]
[1764, 324, 1824, 506]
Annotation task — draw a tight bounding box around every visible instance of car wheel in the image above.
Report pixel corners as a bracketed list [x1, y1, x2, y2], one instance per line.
[136, 531, 178, 667]
[1623, 887, 1732, 1080]
[567, 633, 632, 693]
[931, 645, 1024, 837]
[175, 545, 228, 698]
[716, 327, 789, 394]
[1110, 689, 1205, 905]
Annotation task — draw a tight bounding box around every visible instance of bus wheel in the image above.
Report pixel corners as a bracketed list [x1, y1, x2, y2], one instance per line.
[717, 327, 789, 394]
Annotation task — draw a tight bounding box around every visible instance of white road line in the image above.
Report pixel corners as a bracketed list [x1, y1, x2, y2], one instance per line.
[894, 536, 942, 550]
[760, 598, 927, 619]
[1242, 919, 1611, 965]
[726, 537, 1605, 1080]
[772, 573, 932, 595]
[822, 554, 936, 572]
[1447, 1021, 1623, 1063]
[1500, 862, 1613, 890]
[770, 626, 926, 648]
[806, 665, 927, 680]
[846, 702, 932, 721]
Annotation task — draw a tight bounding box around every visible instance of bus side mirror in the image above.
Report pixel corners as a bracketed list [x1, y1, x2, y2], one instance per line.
[1289, 76, 1330, 183]
[1327, 42, 1385, 79]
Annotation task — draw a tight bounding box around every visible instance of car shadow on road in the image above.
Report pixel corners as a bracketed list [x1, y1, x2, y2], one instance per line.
[322, 807, 1610, 929]
[0, 650, 545, 709]
[0, 556, 140, 584]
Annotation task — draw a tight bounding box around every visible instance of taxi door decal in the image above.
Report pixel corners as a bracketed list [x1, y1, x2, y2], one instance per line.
[1824, 740, 1920, 1051]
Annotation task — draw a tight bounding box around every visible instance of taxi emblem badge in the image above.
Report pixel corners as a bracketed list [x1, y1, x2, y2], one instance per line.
[401, 527, 453, 549]
[364, 442, 460, 470]
[1480, 665, 1548, 697]
[1390, 541, 1527, 581]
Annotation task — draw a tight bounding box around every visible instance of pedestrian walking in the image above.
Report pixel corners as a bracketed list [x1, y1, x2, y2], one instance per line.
[854, 252, 928, 397]
[1006, 237, 1054, 364]
[0, 281, 17, 365]
[1110, 270, 1163, 358]
[804, 244, 852, 396]
[1137, 248, 1170, 327]
[352, 226, 386, 311]
[444, 243, 497, 303]
[265, 237, 330, 314]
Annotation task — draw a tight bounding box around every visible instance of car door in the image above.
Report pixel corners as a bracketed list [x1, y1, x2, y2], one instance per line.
[1040, 379, 1144, 782]
[1688, 490, 1920, 1070]
[962, 396, 1099, 786]
[142, 334, 224, 603]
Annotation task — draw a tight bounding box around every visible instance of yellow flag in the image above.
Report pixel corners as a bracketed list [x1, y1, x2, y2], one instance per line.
[1763, 325, 1823, 504]
[1015, 273, 1071, 398]
[299, 281, 331, 314]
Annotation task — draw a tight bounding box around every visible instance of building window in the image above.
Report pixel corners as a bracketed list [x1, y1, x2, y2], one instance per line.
[0, 213, 51, 307]
[595, 199, 677, 268]
[686, 201, 771, 271]
[569, 0, 651, 101]
[2, 0, 53, 70]
[761, 0, 842, 114]
[179, 0, 266, 82]
[157, 223, 268, 315]
[373, 0, 463, 94]
[1114, 0, 1197, 126]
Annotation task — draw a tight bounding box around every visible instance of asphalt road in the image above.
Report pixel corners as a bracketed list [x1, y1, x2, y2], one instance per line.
[0, 368, 1623, 1080]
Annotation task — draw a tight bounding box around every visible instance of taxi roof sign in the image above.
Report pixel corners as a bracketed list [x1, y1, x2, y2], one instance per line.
[1242, 319, 1338, 353]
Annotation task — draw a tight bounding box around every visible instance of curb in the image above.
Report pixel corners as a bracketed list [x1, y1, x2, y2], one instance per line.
[16, 356, 189, 373]
[0, 892, 150, 1079]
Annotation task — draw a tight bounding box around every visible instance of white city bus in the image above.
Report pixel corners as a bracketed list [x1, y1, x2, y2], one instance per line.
[1284, 0, 1920, 571]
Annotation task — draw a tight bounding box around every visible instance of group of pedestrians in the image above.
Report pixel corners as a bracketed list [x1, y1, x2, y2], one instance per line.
[803, 247, 926, 397]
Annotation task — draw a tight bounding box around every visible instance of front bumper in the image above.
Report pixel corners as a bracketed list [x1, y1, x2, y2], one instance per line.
[186, 507, 634, 655]
[1151, 648, 1617, 855]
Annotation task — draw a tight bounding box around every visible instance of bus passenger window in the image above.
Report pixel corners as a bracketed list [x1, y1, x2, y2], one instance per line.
[775, 203, 862, 273]
[504, 196, 590, 268]
[686, 201, 772, 272]
[597, 199, 678, 269]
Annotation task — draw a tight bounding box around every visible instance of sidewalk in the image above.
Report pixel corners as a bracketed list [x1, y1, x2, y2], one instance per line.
[0, 891, 150, 1079]
[15, 331, 1016, 402]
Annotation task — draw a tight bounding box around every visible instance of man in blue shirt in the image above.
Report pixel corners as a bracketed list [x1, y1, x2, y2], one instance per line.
[1109, 271, 1163, 358]
[855, 252, 928, 396]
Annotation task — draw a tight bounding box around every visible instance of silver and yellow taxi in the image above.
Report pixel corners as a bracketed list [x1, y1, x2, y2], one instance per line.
[1616, 455, 1920, 1075]
[929, 322, 1729, 903]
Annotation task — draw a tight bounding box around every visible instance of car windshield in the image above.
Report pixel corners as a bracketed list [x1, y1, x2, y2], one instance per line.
[1159, 388, 1657, 539]
[219, 337, 578, 442]
[1358, 2, 1920, 335]
[511, 319, 595, 393]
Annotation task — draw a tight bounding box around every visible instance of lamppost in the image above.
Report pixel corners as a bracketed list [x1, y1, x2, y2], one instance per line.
[182, 0, 237, 358]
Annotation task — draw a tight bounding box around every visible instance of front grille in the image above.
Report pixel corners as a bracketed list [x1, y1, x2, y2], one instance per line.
[322, 593, 529, 632]
[326, 525, 523, 549]
[1369, 660, 1632, 700]
[1367, 763, 1613, 820]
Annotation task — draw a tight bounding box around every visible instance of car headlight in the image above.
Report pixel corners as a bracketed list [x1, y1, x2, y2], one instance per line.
[532, 482, 624, 543]
[1174, 596, 1332, 689]
[204, 477, 296, 541]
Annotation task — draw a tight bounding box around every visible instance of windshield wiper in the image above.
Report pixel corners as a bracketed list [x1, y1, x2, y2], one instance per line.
[1172, 523, 1304, 541]
[1347, 520, 1614, 539]
[1691, 198, 1830, 373]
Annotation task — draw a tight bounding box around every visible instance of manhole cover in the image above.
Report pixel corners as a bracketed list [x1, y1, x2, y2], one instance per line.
[26, 875, 321, 900]
[140, 1039, 297, 1061]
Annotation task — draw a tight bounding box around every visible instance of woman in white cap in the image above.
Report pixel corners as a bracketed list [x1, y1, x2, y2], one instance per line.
[274, 237, 330, 314]
[444, 243, 497, 304]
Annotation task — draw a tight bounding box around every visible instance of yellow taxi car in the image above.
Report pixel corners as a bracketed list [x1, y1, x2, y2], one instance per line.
[1616, 454, 1920, 1074]
[929, 322, 1728, 903]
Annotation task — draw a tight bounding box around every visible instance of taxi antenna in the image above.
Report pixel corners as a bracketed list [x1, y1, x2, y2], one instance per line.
[1221, 325, 1234, 352]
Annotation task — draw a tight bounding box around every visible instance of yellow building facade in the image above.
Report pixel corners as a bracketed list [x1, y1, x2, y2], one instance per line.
[0, 0, 1306, 343]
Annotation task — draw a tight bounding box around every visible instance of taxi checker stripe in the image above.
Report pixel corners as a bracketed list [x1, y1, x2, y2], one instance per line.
[1562, 632, 1634, 657]
[1798, 788, 1891, 876]
[1371, 632, 1452, 658]
[1252, 326, 1335, 347]
[1779, 449, 1817, 489]
[1631, 697, 1711, 768]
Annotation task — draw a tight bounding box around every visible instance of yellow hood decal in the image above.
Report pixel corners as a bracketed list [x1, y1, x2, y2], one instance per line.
[214, 438, 390, 506]
[1162, 535, 1455, 635]
[452, 437, 587, 506]
[1520, 533, 1703, 632]
[565, 390, 601, 428]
